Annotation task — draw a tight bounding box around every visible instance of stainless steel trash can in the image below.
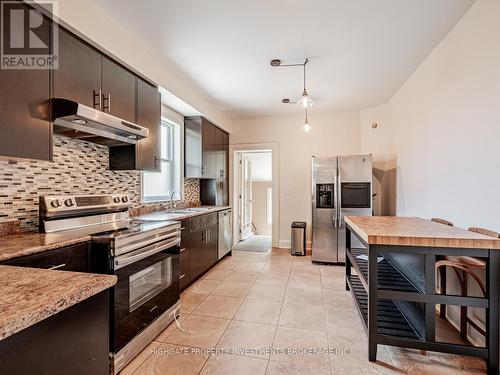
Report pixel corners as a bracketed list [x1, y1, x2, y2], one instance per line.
[291, 222, 306, 256]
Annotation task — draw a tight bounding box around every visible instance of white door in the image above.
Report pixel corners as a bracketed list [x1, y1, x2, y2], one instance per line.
[239, 155, 253, 240]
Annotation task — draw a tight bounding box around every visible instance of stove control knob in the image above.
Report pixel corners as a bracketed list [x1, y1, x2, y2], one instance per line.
[113, 197, 121, 203]
[50, 199, 62, 208]
[121, 196, 129, 203]
[64, 199, 74, 207]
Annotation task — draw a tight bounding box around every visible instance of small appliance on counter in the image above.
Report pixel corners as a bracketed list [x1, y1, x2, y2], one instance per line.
[311, 154, 372, 264]
[39, 194, 181, 374]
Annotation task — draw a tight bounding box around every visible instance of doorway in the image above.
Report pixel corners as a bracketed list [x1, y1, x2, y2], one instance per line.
[233, 150, 273, 252]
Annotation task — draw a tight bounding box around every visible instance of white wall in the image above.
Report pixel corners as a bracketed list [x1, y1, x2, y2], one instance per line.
[231, 112, 361, 248]
[252, 181, 272, 236]
[360, 0, 500, 345]
[40, 0, 232, 132]
[242, 152, 272, 182]
[361, 0, 500, 230]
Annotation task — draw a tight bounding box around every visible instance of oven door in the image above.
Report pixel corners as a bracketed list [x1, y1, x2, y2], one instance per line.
[112, 237, 180, 353]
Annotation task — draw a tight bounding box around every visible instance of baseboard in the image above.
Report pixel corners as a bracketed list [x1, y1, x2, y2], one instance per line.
[278, 239, 290, 249]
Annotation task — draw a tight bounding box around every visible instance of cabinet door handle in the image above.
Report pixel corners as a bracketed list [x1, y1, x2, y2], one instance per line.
[103, 92, 111, 112]
[180, 248, 186, 253]
[93, 89, 102, 110]
[48, 263, 66, 270]
[180, 274, 186, 279]
[154, 156, 160, 169]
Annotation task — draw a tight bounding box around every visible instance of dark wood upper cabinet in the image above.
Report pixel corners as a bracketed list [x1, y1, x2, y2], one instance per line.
[0, 2, 51, 161]
[185, 116, 228, 179]
[202, 118, 217, 178]
[109, 79, 161, 171]
[101, 57, 136, 123]
[53, 28, 101, 108]
[136, 79, 161, 172]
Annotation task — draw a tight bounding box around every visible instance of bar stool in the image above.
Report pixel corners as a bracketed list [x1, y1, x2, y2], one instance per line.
[434, 219, 499, 340]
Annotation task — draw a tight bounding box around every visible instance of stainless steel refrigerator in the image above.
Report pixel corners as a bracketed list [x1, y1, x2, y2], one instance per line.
[312, 154, 372, 263]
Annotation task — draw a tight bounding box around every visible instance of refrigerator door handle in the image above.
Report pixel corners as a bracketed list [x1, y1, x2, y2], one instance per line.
[337, 168, 342, 228]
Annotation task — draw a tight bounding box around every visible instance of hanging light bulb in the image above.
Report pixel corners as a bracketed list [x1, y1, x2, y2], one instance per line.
[297, 89, 313, 108]
[303, 108, 312, 132]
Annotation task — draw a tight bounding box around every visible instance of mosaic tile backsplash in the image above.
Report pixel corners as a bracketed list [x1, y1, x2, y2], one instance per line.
[0, 135, 200, 233]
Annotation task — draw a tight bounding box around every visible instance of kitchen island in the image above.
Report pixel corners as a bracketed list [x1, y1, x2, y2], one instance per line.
[344, 216, 500, 375]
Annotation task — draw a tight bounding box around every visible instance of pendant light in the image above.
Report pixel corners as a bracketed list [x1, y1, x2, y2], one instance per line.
[303, 107, 312, 132]
[297, 59, 313, 108]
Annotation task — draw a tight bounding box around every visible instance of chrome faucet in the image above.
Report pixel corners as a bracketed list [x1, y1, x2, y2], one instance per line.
[170, 190, 183, 208]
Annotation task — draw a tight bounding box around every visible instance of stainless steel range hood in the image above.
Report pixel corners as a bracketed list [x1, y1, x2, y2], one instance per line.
[51, 98, 149, 145]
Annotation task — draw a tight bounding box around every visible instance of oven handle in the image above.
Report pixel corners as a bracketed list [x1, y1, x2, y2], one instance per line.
[114, 237, 180, 270]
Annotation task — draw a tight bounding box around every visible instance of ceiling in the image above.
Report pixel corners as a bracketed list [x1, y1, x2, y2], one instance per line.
[90, 0, 475, 119]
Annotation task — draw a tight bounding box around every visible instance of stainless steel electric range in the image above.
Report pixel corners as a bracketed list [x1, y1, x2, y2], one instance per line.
[39, 194, 181, 374]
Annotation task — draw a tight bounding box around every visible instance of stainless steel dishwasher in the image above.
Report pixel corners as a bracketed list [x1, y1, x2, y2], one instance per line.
[218, 209, 232, 259]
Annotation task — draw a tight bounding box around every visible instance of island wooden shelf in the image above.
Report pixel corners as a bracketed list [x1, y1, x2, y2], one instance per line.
[344, 216, 499, 375]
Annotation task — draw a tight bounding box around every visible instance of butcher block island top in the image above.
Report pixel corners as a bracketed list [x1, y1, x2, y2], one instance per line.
[344, 216, 500, 249]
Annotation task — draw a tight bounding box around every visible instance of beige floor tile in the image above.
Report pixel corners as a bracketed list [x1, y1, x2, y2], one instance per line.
[211, 280, 254, 298]
[284, 287, 323, 307]
[233, 262, 266, 272]
[255, 273, 289, 287]
[203, 267, 235, 281]
[287, 274, 322, 290]
[119, 340, 161, 375]
[187, 279, 222, 294]
[133, 343, 209, 375]
[155, 313, 189, 342]
[200, 353, 267, 375]
[217, 320, 276, 359]
[192, 295, 243, 319]
[247, 283, 286, 302]
[180, 292, 209, 314]
[266, 360, 330, 375]
[165, 315, 230, 348]
[278, 302, 326, 332]
[225, 270, 260, 283]
[234, 298, 282, 325]
[271, 326, 330, 372]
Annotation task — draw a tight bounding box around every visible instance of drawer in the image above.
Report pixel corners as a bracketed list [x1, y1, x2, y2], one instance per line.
[3, 242, 90, 272]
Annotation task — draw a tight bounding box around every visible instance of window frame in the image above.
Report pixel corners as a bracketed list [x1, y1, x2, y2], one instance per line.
[141, 117, 183, 203]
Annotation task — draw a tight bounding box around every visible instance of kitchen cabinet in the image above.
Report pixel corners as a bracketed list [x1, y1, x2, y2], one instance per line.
[101, 57, 136, 123]
[2, 242, 90, 272]
[186, 213, 218, 286]
[54, 28, 102, 108]
[185, 116, 229, 179]
[0, 1, 51, 161]
[109, 78, 161, 171]
[180, 219, 191, 290]
[0, 291, 109, 375]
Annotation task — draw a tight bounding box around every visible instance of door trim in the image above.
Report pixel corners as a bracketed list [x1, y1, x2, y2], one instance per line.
[230, 143, 279, 248]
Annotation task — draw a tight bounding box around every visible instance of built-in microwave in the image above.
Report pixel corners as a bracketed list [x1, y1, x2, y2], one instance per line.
[341, 182, 371, 208]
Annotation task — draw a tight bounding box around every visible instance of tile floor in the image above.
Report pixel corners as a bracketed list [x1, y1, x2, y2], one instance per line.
[120, 248, 486, 375]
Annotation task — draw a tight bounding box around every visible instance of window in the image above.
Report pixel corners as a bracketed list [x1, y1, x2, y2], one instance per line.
[142, 119, 182, 201]
[266, 188, 272, 224]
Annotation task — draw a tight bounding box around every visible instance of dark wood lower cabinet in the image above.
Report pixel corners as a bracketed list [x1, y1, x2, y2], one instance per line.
[0, 291, 110, 375]
[180, 219, 191, 290]
[181, 213, 219, 291]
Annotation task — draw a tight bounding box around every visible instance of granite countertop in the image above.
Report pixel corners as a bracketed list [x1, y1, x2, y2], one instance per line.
[345, 216, 500, 249]
[136, 205, 232, 222]
[0, 232, 91, 262]
[0, 265, 116, 341]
